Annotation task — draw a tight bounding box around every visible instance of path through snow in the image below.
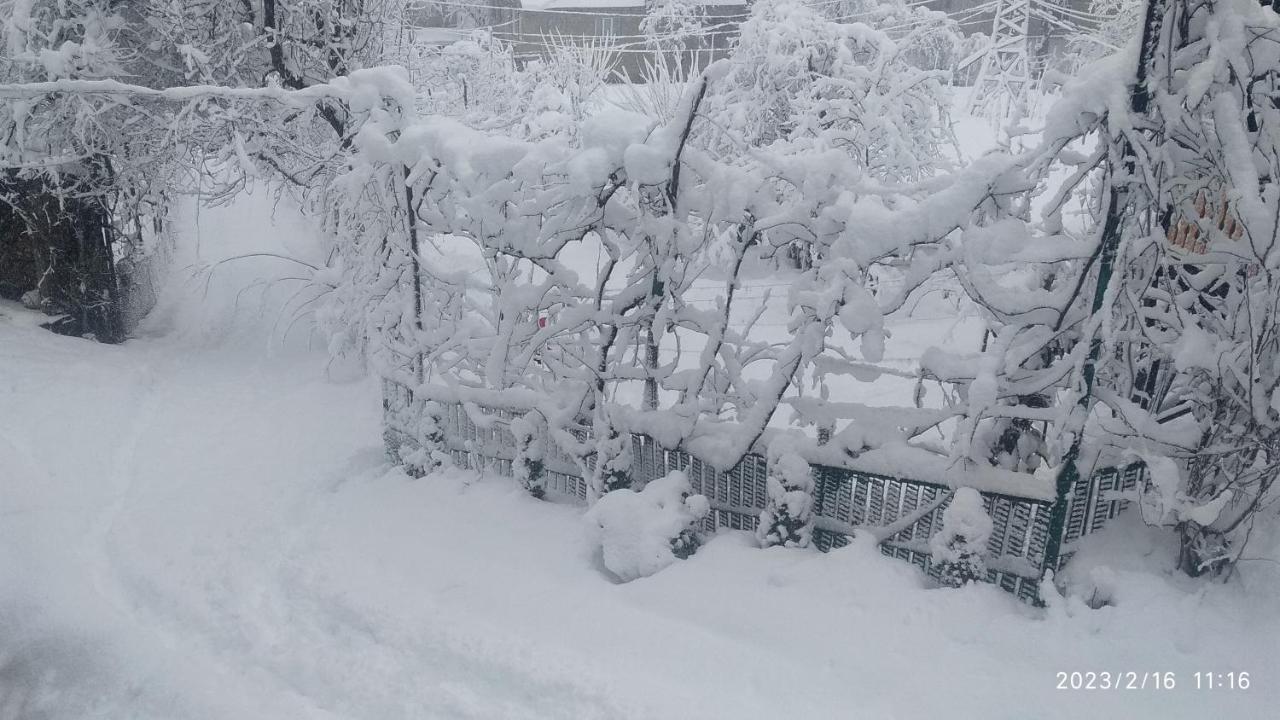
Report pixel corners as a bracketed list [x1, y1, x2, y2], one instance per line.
[0, 299, 645, 719]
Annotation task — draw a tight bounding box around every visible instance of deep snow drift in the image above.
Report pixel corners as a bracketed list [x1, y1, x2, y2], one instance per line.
[2, 195, 1278, 719]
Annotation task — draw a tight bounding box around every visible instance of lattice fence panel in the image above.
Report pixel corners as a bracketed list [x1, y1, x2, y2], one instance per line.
[382, 386, 1143, 605]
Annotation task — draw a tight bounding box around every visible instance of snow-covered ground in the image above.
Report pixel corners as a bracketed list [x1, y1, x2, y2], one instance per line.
[2, 193, 1278, 719]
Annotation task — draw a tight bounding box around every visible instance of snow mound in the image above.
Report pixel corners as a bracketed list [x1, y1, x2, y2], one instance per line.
[933, 488, 993, 552]
[584, 471, 709, 582]
[1055, 511, 1182, 607]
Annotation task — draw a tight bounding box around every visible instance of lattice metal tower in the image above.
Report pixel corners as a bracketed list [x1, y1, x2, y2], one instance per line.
[966, 0, 1032, 119]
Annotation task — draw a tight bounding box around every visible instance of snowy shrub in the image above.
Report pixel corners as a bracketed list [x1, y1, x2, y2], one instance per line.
[511, 412, 547, 499]
[823, 0, 961, 73]
[332, 57, 1040, 489]
[641, 0, 706, 53]
[409, 34, 521, 121]
[420, 400, 451, 470]
[584, 470, 710, 582]
[700, 0, 953, 182]
[400, 400, 451, 477]
[510, 39, 615, 142]
[408, 29, 608, 140]
[519, 81, 575, 142]
[593, 423, 634, 498]
[757, 440, 815, 549]
[930, 488, 993, 587]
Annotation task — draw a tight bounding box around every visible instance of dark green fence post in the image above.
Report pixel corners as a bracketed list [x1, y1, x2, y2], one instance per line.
[1041, 0, 1169, 584]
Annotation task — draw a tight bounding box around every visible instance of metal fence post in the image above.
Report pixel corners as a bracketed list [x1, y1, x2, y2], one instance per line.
[1041, 0, 1169, 584]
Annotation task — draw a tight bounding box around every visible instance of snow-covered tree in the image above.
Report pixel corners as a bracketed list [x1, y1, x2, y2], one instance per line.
[349, 53, 1032, 507]
[930, 488, 993, 586]
[0, 0, 179, 340]
[1065, 0, 1144, 67]
[933, 0, 1280, 579]
[1111, 0, 1280, 577]
[0, 0, 409, 232]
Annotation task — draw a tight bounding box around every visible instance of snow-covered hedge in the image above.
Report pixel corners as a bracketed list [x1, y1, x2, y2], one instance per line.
[584, 471, 710, 582]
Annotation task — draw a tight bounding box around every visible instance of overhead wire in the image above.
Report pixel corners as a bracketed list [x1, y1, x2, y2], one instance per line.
[406, 0, 1000, 32]
[411, 0, 939, 20]
[402, 1, 1086, 67]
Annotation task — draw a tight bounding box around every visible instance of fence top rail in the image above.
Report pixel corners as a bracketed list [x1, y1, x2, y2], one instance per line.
[390, 378, 1059, 505]
[810, 444, 1056, 504]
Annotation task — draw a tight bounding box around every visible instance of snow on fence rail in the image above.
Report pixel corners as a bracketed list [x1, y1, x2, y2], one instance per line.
[382, 378, 1144, 604]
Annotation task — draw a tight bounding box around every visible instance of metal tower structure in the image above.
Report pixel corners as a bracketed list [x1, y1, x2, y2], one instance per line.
[965, 0, 1032, 119]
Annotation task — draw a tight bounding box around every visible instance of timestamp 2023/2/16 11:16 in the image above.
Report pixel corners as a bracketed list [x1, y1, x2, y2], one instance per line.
[1056, 671, 1252, 690]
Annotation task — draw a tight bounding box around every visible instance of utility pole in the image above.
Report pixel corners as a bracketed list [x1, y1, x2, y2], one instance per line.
[966, 0, 1032, 119]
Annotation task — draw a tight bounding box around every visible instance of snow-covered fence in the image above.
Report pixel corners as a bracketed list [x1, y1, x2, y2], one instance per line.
[382, 378, 1144, 603]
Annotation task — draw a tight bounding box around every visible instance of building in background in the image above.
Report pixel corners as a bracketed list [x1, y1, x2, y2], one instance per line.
[410, 0, 749, 81]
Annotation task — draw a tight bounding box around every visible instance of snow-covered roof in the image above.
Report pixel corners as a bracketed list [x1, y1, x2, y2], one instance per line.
[520, 0, 745, 10]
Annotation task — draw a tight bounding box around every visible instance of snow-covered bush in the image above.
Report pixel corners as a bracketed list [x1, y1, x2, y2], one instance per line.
[584, 470, 710, 582]
[511, 411, 547, 499]
[930, 488, 993, 587]
[406, 25, 612, 143]
[511, 38, 615, 142]
[335, 55, 1043, 490]
[757, 440, 815, 549]
[592, 423, 634, 498]
[409, 33, 520, 121]
[519, 81, 576, 142]
[401, 399, 451, 477]
[825, 0, 961, 73]
[641, 0, 706, 54]
[700, 0, 953, 182]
